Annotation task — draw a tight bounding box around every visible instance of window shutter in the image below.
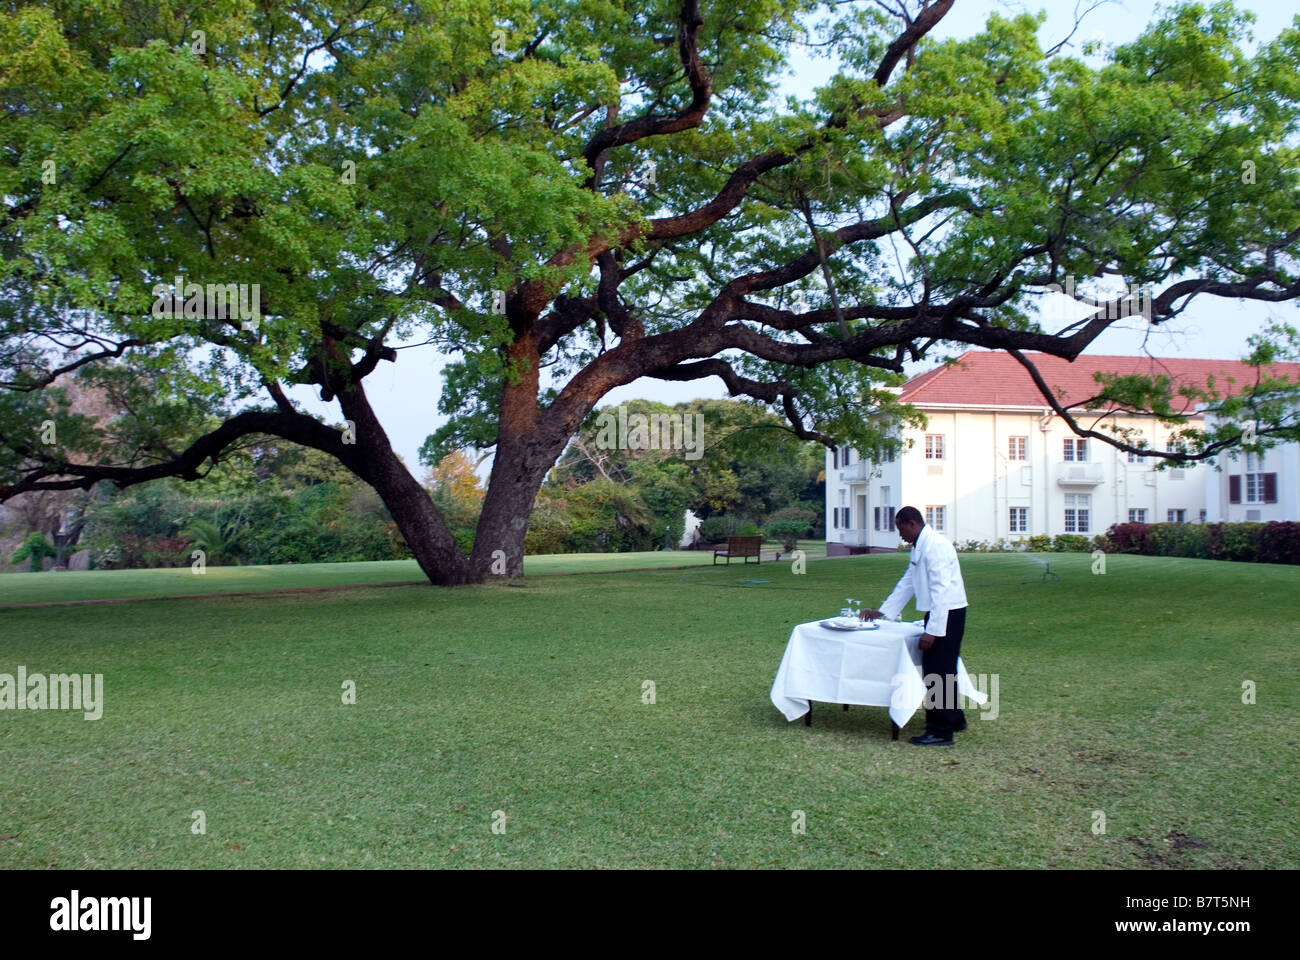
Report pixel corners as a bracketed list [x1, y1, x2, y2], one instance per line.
[1228, 475, 1241, 504]
[832, 448, 839, 469]
[1263, 473, 1278, 504]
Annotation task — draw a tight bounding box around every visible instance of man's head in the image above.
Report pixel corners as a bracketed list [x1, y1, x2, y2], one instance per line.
[895, 505, 924, 544]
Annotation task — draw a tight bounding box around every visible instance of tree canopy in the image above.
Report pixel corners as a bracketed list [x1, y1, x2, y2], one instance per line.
[2, 0, 1298, 584]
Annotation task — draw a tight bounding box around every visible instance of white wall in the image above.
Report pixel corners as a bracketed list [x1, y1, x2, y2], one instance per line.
[826, 407, 1215, 548]
[1203, 412, 1299, 522]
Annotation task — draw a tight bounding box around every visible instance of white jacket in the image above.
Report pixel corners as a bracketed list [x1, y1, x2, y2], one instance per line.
[879, 523, 968, 636]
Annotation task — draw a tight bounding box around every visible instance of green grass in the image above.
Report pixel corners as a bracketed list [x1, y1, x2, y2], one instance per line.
[0, 551, 1295, 868]
[0, 541, 827, 606]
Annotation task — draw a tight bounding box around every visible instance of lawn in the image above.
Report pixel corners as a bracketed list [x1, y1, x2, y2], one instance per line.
[0, 551, 1295, 868]
[0, 541, 827, 606]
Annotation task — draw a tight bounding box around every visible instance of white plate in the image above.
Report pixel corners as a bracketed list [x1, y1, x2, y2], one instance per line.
[820, 618, 879, 631]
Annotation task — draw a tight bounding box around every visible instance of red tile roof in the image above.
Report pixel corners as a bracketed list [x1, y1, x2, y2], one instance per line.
[898, 350, 1300, 413]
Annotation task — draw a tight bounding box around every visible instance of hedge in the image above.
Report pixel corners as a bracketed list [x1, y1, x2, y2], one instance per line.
[1098, 521, 1300, 565]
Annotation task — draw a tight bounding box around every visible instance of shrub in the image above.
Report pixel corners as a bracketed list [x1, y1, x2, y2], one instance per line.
[1207, 522, 1260, 562]
[699, 516, 733, 543]
[956, 538, 1028, 553]
[767, 518, 810, 552]
[1102, 522, 1150, 554]
[1026, 534, 1052, 552]
[524, 496, 570, 555]
[1102, 521, 1299, 565]
[1050, 534, 1091, 552]
[1145, 522, 1209, 559]
[736, 521, 763, 537]
[1257, 522, 1300, 565]
[765, 506, 817, 536]
[10, 531, 56, 572]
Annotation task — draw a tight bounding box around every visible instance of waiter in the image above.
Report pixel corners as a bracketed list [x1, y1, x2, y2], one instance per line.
[860, 505, 969, 746]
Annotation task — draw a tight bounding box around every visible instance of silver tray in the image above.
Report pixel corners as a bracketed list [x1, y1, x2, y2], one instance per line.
[820, 618, 879, 631]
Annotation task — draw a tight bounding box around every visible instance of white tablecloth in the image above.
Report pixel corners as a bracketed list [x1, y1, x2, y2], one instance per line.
[770, 618, 987, 729]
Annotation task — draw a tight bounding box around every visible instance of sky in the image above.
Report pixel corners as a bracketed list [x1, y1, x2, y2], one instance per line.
[284, 0, 1300, 472]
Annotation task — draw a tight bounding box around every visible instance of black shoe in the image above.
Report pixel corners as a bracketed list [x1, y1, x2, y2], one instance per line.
[955, 718, 968, 732]
[909, 732, 954, 746]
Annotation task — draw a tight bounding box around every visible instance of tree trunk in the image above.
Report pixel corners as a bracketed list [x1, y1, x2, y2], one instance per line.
[469, 335, 581, 578]
[335, 382, 478, 586]
[470, 434, 560, 578]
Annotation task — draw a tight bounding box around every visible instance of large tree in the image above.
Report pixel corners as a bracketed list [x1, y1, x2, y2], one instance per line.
[2, 0, 1298, 585]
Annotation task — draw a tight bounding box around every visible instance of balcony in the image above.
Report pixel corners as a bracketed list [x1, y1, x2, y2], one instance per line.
[1055, 461, 1104, 486]
[841, 529, 870, 547]
[840, 462, 870, 483]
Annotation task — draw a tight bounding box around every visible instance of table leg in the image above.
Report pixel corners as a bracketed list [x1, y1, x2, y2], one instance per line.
[890, 719, 899, 741]
[843, 704, 849, 712]
[804, 704, 812, 727]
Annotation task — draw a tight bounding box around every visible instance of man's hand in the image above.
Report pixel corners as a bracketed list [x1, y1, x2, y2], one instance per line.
[859, 608, 884, 620]
[918, 633, 936, 651]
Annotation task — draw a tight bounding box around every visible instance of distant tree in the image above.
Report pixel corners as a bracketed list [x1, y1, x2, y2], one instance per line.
[424, 450, 486, 511]
[4, 1, 1298, 586]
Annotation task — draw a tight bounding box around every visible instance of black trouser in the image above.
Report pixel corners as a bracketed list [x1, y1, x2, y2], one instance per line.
[922, 606, 967, 736]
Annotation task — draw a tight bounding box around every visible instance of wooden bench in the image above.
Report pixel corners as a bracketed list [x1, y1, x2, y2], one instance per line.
[713, 535, 763, 565]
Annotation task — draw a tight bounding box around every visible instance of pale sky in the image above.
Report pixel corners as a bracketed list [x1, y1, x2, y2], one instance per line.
[286, 1, 1300, 470]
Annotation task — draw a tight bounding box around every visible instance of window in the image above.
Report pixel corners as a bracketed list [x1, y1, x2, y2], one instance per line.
[1009, 507, 1028, 533]
[1128, 508, 1147, 523]
[1242, 453, 1277, 504]
[1064, 493, 1090, 533]
[925, 435, 945, 460]
[1199, 509, 1207, 522]
[1008, 436, 1027, 460]
[1242, 471, 1279, 504]
[1168, 509, 1186, 523]
[875, 492, 895, 531]
[925, 506, 946, 531]
[1127, 446, 1146, 464]
[841, 445, 851, 465]
[1063, 438, 1088, 462]
[832, 447, 838, 469]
